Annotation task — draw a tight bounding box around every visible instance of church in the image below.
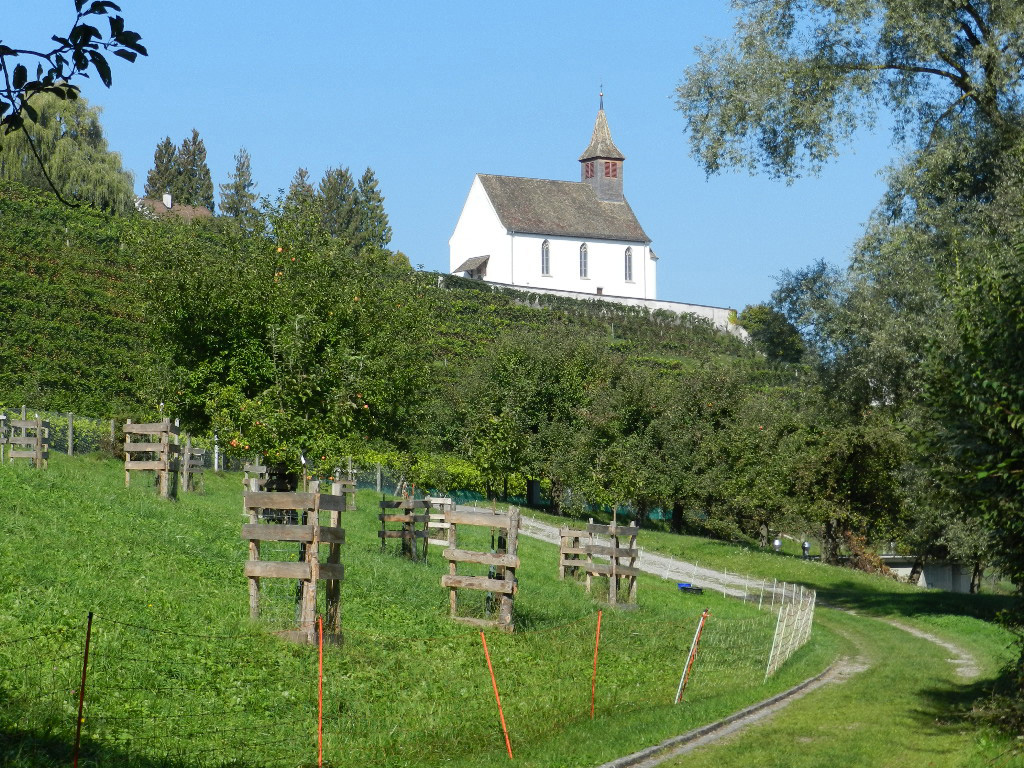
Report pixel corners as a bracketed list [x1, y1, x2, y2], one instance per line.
[449, 96, 657, 300]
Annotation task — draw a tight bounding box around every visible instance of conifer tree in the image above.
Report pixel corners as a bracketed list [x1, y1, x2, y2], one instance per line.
[318, 166, 359, 242]
[355, 167, 392, 250]
[144, 137, 178, 199]
[173, 129, 215, 211]
[219, 147, 260, 232]
[284, 167, 316, 210]
[0, 91, 135, 214]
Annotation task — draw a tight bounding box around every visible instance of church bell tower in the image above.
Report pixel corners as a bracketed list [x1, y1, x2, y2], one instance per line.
[579, 92, 625, 202]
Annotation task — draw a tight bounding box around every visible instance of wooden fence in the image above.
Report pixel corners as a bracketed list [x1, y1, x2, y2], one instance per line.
[558, 518, 639, 605]
[4, 417, 49, 469]
[181, 437, 205, 493]
[242, 490, 345, 644]
[378, 498, 432, 561]
[425, 496, 455, 548]
[441, 506, 521, 632]
[124, 419, 180, 499]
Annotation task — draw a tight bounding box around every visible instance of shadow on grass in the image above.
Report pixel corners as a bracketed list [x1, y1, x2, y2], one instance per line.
[816, 580, 1017, 622]
[1, 726, 313, 768]
[910, 667, 1024, 768]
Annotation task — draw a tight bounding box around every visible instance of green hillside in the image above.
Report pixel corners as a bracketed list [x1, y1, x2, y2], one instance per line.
[0, 184, 168, 415]
[0, 455, 832, 768]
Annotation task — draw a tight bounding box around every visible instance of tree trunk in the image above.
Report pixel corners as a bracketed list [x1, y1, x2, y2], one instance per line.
[549, 478, 562, 516]
[526, 478, 542, 508]
[636, 500, 649, 528]
[671, 501, 684, 534]
[908, 556, 925, 585]
[820, 518, 842, 565]
[970, 561, 984, 594]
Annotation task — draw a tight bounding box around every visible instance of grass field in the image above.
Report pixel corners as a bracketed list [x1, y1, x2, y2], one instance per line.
[527, 510, 1023, 766]
[0, 455, 832, 768]
[663, 610, 1023, 768]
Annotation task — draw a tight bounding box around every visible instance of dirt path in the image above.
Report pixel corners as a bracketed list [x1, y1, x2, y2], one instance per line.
[885, 619, 981, 678]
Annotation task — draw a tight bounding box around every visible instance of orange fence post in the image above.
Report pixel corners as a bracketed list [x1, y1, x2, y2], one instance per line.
[317, 615, 324, 768]
[590, 610, 602, 719]
[480, 631, 513, 759]
[674, 609, 710, 704]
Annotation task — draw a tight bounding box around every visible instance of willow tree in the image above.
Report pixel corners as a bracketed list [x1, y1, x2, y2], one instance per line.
[0, 90, 134, 213]
[676, 1, 1024, 180]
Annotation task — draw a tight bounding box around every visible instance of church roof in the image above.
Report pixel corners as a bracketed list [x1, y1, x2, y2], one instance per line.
[578, 108, 625, 162]
[478, 174, 650, 243]
[453, 255, 489, 273]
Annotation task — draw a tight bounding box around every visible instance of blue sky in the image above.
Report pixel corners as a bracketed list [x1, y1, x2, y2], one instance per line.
[19, 1, 900, 310]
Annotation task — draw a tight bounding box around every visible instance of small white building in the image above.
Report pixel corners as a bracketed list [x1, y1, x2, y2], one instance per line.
[450, 98, 657, 301]
[880, 555, 975, 593]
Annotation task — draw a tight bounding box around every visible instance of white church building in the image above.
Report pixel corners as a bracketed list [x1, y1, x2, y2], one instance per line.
[449, 98, 741, 333]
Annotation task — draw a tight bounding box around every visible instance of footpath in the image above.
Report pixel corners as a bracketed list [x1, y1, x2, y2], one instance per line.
[518, 516, 784, 599]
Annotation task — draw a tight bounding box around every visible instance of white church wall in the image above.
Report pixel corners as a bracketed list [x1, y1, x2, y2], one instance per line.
[645, 248, 658, 299]
[503, 233, 654, 300]
[449, 177, 511, 283]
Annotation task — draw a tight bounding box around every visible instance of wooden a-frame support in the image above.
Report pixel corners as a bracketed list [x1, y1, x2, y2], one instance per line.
[243, 490, 345, 644]
[441, 506, 521, 632]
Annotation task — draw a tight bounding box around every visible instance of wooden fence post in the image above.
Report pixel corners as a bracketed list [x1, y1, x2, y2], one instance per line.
[67, 412, 74, 456]
[498, 509, 520, 628]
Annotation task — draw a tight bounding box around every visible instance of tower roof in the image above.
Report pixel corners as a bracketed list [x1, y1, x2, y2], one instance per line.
[579, 97, 625, 162]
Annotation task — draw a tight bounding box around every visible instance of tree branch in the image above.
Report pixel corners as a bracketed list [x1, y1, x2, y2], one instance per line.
[957, 19, 983, 49]
[961, 1, 991, 42]
[842, 60, 972, 92]
[18, 117, 80, 208]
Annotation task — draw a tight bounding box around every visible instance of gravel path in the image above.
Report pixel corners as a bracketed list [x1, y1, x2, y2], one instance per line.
[519, 516, 787, 600]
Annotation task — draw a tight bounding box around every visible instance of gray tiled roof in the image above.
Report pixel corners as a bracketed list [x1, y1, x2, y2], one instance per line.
[453, 255, 489, 273]
[478, 174, 650, 243]
[579, 109, 625, 161]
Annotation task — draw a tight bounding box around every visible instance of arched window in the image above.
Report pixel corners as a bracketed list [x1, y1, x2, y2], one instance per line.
[579, 243, 588, 278]
[624, 247, 633, 281]
[541, 240, 550, 276]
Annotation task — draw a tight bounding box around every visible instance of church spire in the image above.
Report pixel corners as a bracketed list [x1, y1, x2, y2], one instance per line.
[580, 92, 625, 202]
[579, 92, 625, 162]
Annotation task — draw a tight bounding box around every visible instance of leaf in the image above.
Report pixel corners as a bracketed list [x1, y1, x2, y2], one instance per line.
[12, 64, 26, 89]
[88, 51, 112, 87]
[0, 45, 15, 56]
[70, 24, 102, 46]
[1, 114, 22, 134]
[108, 15, 125, 37]
[22, 102, 36, 123]
[76, 0, 88, 12]
[113, 49, 136, 63]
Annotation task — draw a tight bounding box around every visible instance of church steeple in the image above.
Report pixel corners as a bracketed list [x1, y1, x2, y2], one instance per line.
[579, 92, 625, 202]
